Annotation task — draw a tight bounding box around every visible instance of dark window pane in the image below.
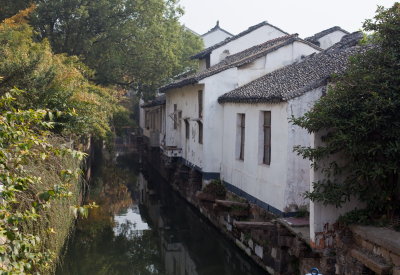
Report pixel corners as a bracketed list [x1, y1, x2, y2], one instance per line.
[263, 111, 271, 165]
[185, 120, 189, 139]
[199, 122, 203, 144]
[240, 114, 245, 160]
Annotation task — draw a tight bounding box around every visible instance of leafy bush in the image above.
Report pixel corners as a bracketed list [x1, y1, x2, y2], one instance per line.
[203, 180, 227, 199]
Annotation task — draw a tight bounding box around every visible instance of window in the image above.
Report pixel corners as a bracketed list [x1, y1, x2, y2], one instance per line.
[198, 90, 203, 118]
[198, 121, 203, 144]
[185, 119, 190, 139]
[205, 54, 210, 68]
[237, 113, 245, 160]
[263, 111, 271, 165]
[173, 104, 177, 129]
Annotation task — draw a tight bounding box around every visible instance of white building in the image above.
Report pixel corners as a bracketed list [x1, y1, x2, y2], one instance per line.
[140, 95, 166, 148]
[160, 29, 322, 181]
[305, 26, 349, 49]
[201, 21, 233, 48]
[192, 21, 290, 71]
[218, 32, 362, 227]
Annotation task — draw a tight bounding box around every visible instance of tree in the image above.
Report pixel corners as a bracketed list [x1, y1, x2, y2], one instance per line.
[292, 3, 400, 221]
[0, 0, 31, 21]
[0, 11, 109, 273]
[0, 10, 125, 139]
[20, 0, 203, 96]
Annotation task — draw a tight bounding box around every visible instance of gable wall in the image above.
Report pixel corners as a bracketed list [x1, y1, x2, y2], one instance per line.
[317, 30, 348, 49]
[202, 29, 232, 48]
[209, 25, 286, 66]
[237, 41, 320, 86]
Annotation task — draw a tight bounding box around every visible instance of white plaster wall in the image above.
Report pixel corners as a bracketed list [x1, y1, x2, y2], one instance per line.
[317, 30, 348, 49]
[210, 25, 286, 66]
[237, 57, 267, 86]
[164, 39, 319, 176]
[201, 68, 238, 174]
[165, 84, 204, 168]
[221, 103, 289, 211]
[309, 128, 365, 241]
[141, 105, 164, 142]
[237, 41, 320, 86]
[285, 87, 325, 211]
[176, 40, 318, 174]
[202, 29, 232, 48]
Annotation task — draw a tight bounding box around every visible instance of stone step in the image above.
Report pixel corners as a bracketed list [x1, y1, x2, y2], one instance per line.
[233, 221, 275, 230]
[350, 249, 391, 275]
[215, 199, 249, 208]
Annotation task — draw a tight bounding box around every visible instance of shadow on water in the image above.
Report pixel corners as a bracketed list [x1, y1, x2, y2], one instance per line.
[56, 151, 268, 275]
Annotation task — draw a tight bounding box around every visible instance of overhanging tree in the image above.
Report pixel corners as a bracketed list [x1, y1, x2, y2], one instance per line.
[1, 0, 203, 96]
[292, 3, 400, 221]
[0, 9, 125, 139]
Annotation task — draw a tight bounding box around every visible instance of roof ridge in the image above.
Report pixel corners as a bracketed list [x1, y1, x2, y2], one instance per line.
[202, 21, 234, 37]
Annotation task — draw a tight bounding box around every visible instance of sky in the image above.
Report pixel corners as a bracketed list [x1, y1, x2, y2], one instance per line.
[179, 0, 398, 38]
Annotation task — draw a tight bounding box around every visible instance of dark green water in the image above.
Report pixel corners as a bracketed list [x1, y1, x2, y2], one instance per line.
[56, 152, 268, 275]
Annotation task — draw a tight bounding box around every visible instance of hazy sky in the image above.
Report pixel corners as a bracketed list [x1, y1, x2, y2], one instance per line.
[179, 0, 397, 38]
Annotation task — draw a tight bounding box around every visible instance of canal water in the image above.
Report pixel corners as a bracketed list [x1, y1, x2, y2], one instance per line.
[56, 151, 268, 275]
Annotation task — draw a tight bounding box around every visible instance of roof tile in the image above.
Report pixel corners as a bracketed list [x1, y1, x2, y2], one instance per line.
[218, 32, 364, 104]
[160, 35, 321, 92]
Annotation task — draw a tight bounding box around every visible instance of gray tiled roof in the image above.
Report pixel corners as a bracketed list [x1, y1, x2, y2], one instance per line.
[305, 26, 350, 45]
[191, 21, 289, 60]
[141, 94, 166, 108]
[218, 32, 363, 104]
[160, 34, 321, 93]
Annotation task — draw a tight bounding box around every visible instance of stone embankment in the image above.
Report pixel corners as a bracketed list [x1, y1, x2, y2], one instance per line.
[139, 140, 400, 275]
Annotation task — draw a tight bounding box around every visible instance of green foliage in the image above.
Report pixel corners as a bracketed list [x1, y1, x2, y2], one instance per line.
[0, 14, 126, 139]
[203, 179, 227, 199]
[0, 0, 31, 21]
[112, 109, 135, 137]
[338, 209, 376, 226]
[292, 4, 400, 219]
[0, 92, 84, 273]
[24, 0, 203, 95]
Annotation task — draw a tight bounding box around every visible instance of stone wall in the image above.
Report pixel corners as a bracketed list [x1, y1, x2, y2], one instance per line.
[140, 142, 400, 275]
[335, 226, 400, 275]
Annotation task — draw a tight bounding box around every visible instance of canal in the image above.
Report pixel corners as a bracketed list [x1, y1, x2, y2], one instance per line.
[56, 151, 268, 275]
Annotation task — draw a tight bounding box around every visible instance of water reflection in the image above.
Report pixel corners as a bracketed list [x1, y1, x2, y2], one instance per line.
[57, 152, 267, 275]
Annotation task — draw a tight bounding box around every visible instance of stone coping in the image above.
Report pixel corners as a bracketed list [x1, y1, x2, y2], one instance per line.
[277, 218, 311, 245]
[351, 225, 400, 255]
